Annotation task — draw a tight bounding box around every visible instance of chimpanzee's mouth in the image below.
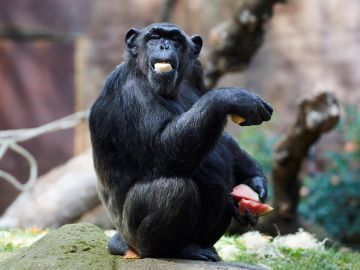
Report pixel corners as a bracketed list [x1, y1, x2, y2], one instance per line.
[150, 60, 177, 74]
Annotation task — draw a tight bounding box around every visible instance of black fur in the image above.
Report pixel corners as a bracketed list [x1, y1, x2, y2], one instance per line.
[89, 23, 272, 261]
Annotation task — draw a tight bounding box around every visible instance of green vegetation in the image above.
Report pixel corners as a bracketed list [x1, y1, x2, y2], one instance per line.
[0, 224, 113, 270]
[0, 227, 48, 261]
[299, 106, 360, 242]
[0, 227, 48, 251]
[215, 232, 360, 270]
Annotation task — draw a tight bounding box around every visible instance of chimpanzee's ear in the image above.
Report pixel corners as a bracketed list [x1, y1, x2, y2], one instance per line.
[125, 28, 140, 57]
[190, 35, 203, 59]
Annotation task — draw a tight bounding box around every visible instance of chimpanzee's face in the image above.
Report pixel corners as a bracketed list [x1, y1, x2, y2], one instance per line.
[125, 23, 202, 97]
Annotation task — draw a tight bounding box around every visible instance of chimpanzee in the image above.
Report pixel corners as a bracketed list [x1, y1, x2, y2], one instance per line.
[89, 23, 272, 261]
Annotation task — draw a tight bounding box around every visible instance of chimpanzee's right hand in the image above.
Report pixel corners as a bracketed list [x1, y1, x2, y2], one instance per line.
[216, 88, 273, 126]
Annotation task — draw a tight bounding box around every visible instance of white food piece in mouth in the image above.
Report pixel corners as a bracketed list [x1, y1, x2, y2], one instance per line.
[154, 62, 173, 73]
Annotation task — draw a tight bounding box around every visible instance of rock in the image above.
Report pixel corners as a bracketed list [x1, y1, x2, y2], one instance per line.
[0, 223, 267, 270]
[0, 223, 113, 270]
[116, 259, 267, 270]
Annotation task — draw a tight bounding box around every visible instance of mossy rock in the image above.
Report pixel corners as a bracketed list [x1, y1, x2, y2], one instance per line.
[0, 223, 265, 270]
[0, 223, 113, 270]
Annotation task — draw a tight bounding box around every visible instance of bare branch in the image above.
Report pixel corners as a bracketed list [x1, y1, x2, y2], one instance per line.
[0, 150, 98, 228]
[0, 110, 89, 191]
[0, 110, 89, 142]
[0, 143, 37, 192]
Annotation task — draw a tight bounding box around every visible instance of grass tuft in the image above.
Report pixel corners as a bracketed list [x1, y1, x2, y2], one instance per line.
[215, 230, 360, 270]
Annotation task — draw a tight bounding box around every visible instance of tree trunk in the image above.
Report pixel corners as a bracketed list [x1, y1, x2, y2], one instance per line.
[272, 91, 340, 221]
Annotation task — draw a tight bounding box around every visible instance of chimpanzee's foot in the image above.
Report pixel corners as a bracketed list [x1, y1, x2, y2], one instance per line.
[178, 244, 221, 262]
[123, 248, 141, 259]
[108, 232, 128, 255]
[108, 232, 141, 259]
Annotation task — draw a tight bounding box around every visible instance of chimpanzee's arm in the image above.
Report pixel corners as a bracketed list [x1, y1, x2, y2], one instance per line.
[156, 88, 272, 176]
[223, 133, 268, 202]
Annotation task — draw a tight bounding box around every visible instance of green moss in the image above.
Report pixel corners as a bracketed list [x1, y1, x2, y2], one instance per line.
[0, 223, 114, 270]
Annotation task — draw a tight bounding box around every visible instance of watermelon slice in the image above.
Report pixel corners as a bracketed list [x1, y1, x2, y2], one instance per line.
[231, 184, 274, 217]
[239, 198, 274, 217]
[231, 184, 260, 202]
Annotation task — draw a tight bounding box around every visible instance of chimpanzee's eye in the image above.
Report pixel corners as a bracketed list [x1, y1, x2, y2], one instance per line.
[172, 36, 182, 42]
[171, 36, 183, 48]
[150, 34, 160, 40]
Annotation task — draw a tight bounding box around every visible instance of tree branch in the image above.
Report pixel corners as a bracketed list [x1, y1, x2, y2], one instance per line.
[271, 91, 340, 220]
[204, 0, 286, 89]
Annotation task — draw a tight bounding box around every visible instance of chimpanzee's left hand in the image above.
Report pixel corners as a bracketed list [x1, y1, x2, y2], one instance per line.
[230, 175, 268, 227]
[246, 175, 268, 203]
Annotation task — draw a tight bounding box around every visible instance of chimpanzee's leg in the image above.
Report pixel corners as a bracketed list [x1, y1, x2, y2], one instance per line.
[120, 177, 220, 261]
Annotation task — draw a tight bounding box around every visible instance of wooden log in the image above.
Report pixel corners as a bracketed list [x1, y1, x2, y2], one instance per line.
[76, 204, 113, 229]
[0, 149, 99, 228]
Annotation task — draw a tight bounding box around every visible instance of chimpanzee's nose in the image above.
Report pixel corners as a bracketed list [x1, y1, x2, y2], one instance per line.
[160, 44, 169, 50]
